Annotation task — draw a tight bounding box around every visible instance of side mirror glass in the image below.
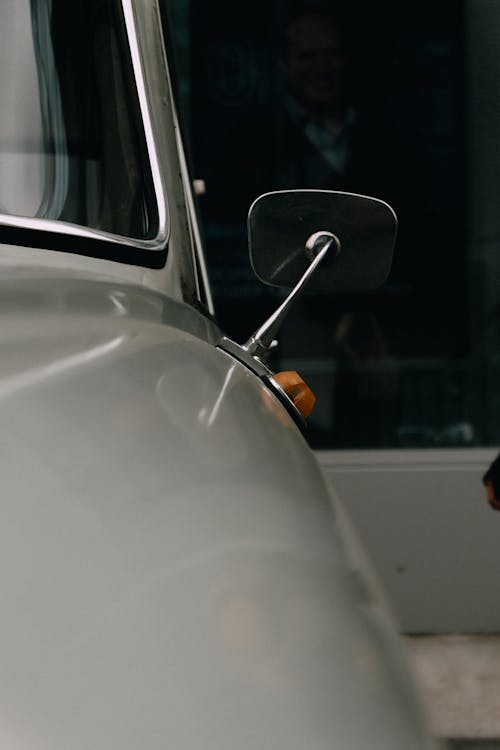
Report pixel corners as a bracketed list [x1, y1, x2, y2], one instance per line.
[248, 189, 397, 293]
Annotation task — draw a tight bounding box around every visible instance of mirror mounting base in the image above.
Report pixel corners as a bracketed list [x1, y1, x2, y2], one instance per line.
[216, 336, 307, 432]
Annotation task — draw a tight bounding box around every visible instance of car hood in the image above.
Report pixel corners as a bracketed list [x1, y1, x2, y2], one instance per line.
[0, 272, 434, 749]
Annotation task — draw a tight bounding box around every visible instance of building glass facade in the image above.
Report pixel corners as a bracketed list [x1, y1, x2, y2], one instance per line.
[162, 0, 500, 451]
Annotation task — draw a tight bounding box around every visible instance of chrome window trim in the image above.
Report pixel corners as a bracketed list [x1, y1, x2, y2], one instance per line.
[172, 105, 215, 315]
[0, 0, 169, 262]
[121, 0, 169, 248]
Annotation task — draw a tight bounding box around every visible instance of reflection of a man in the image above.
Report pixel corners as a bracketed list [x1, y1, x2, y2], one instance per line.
[269, 5, 394, 203]
[197, 3, 396, 372]
[206, 5, 393, 220]
[277, 8, 356, 188]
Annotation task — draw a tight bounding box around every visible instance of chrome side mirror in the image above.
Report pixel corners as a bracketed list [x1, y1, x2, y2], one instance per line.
[248, 189, 397, 292]
[217, 189, 397, 427]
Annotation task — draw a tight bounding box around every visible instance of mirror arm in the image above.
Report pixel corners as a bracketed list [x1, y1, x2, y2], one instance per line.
[243, 231, 339, 358]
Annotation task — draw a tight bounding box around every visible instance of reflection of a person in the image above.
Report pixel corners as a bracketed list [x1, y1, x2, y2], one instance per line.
[331, 311, 399, 448]
[197, 3, 398, 396]
[202, 5, 393, 224]
[275, 7, 356, 189]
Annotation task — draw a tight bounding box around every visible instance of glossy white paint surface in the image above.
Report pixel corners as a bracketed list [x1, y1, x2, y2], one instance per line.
[0, 270, 436, 749]
[0, 1, 440, 746]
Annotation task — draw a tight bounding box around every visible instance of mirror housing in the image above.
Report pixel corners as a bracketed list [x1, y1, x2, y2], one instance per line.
[218, 189, 398, 429]
[248, 189, 397, 292]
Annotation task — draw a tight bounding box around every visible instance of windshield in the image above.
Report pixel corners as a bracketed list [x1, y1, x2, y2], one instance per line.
[0, 0, 158, 240]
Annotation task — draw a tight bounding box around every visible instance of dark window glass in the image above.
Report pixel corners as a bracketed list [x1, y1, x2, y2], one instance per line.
[165, 0, 500, 450]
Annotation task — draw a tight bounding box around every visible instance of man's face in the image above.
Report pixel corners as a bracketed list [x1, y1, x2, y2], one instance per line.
[281, 13, 346, 113]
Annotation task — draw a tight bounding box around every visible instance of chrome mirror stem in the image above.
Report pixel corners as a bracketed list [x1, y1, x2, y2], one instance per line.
[243, 231, 339, 358]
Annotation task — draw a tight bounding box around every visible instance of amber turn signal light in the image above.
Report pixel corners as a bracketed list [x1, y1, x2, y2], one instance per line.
[273, 370, 316, 419]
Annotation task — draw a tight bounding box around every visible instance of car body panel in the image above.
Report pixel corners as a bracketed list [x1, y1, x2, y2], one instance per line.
[0, 270, 434, 749]
[0, 1, 438, 747]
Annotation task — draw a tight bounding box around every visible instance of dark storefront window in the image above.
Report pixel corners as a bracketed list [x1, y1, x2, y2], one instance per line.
[163, 0, 500, 450]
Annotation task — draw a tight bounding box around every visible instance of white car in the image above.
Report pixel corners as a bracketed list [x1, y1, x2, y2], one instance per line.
[0, 1, 437, 748]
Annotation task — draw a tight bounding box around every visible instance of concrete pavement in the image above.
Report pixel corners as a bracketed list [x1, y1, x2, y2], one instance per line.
[404, 634, 500, 747]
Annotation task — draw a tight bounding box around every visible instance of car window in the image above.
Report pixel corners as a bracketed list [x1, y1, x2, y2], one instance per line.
[0, 0, 158, 241]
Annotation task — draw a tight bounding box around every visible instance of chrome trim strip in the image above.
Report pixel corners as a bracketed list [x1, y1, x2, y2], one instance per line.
[0, 0, 169, 255]
[0, 213, 165, 250]
[172, 105, 215, 314]
[121, 0, 169, 248]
